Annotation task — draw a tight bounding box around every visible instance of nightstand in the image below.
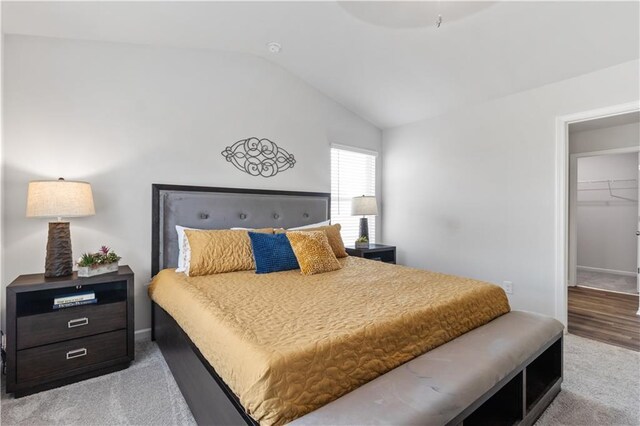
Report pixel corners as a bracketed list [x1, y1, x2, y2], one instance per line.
[345, 244, 396, 264]
[5, 266, 134, 397]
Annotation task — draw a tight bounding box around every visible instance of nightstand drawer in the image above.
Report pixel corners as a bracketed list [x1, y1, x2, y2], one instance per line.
[17, 330, 127, 383]
[17, 302, 126, 350]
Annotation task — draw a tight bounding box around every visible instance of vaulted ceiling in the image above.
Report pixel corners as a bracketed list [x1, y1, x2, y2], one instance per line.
[3, 1, 639, 128]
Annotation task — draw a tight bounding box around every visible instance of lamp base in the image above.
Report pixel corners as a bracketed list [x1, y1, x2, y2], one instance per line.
[359, 217, 369, 241]
[45, 222, 73, 278]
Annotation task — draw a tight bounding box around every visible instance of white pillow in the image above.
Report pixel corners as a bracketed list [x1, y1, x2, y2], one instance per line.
[175, 225, 199, 273]
[182, 236, 193, 276]
[289, 220, 331, 230]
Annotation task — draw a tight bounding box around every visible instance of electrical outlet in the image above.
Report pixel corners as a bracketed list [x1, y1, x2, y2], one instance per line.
[503, 281, 513, 294]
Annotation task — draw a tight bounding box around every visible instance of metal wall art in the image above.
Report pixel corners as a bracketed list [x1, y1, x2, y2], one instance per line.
[222, 137, 296, 177]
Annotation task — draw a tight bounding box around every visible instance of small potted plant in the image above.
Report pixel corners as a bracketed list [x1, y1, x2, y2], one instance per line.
[355, 236, 369, 249]
[77, 246, 121, 277]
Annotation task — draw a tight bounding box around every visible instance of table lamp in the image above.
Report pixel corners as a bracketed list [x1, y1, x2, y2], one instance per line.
[26, 178, 95, 277]
[351, 195, 378, 243]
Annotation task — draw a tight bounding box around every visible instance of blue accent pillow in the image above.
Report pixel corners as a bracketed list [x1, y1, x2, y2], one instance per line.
[248, 232, 299, 274]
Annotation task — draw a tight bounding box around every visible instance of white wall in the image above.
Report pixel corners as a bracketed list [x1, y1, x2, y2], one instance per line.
[383, 59, 639, 318]
[576, 153, 638, 274]
[570, 122, 639, 153]
[2, 35, 382, 333]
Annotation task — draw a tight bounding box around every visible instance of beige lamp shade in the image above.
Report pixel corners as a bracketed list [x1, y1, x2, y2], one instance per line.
[351, 195, 378, 216]
[26, 178, 95, 218]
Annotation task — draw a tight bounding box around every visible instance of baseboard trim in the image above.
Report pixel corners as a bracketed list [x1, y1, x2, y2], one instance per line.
[134, 328, 152, 342]
[577, 266, 636, 277]
[576, 285, 639, 297]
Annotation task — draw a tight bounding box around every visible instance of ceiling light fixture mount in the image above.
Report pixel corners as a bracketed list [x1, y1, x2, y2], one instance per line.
[267, 42, 282, 54]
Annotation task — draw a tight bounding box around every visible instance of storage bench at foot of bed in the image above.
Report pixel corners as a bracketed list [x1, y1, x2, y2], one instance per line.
[292, 311, 563, 426]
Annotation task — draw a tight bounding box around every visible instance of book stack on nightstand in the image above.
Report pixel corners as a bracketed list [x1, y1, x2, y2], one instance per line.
[345, 244, 396, 264]
[53, 292, 97, 309]
[5, 266, 135, 397]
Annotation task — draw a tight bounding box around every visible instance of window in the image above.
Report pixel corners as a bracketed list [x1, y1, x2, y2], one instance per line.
[331, 145, 377, 244]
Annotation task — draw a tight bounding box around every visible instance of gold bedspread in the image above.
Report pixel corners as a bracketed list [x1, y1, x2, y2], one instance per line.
[148, 257, 510, 425]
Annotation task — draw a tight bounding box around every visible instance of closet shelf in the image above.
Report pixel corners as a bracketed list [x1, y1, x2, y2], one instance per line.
[577, 178, 636, 184]
[576, 178, 637, 202]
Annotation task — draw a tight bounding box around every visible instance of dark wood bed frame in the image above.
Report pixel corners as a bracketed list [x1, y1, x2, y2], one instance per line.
[150, 184, 562, 426]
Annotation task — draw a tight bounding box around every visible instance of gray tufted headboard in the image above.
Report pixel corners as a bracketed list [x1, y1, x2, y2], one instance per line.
[151, 184, 331, 275]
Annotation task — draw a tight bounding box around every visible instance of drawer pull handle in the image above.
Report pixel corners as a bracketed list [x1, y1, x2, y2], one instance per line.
[68, 317, 89, 328]
[66, 348, 87, 360]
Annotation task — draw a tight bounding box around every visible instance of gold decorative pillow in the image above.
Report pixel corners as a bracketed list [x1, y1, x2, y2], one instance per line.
[286, 231, 342, 276]
[185, 228, 272, 276]
[276, 224, 348, 258]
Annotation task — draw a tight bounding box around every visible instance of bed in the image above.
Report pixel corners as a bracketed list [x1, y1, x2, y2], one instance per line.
[150, 184, 563, 426]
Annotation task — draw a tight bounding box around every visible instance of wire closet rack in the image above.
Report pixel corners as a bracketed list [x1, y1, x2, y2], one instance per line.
[577, 178, 638, 202]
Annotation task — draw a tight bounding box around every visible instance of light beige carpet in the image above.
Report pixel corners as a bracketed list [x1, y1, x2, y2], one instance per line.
[577, 269, 638, 295]
[536, 334, 640, 426]
[1, 334, 638, 425]
[1, 340, 196, 425]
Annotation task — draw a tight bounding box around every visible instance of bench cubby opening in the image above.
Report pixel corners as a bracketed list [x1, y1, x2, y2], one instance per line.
[459, 336, 562, 426]
[464, 371, 523, 426]
[526, 337, 562, 413]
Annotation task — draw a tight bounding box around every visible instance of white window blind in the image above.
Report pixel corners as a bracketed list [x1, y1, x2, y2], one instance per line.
[331, 146, 377, 244]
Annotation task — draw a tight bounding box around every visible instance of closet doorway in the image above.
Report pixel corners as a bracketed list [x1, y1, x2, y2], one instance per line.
[567, 112, 639, 351]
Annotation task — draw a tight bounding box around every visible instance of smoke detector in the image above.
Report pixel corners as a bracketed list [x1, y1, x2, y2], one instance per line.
[267, 42, 282, 54]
